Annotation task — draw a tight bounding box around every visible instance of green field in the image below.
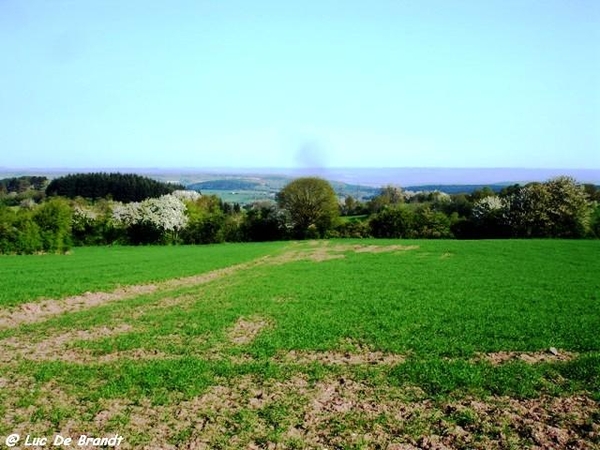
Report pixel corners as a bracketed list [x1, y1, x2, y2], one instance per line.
[0, 240, 598, 448]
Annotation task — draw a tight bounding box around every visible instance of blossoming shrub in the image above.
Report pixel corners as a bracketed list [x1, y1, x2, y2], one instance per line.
[112, 194, 188, 244]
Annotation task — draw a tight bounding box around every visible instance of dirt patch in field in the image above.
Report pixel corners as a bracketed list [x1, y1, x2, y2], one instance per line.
[351, 244, 420, 253]
[227, 316, 270, 345]
[269, 242, 419, 265]
[0, 376, 86, 441]
[159, 375, 597, 449]
[0, 285, 157, 330]
[476, 348, 577, 365]
[268, 248, 345, 264]
[437, 395, 600, 450]
[1, 370, 598, 449]
[0, 324, 134, 364]
[278, 348, 406, 366]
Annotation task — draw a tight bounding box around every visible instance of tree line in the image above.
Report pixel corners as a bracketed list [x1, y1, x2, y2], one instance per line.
[0, 173, 598, 254]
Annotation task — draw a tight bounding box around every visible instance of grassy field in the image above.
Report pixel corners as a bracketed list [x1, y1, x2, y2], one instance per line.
[0, 240, 598, 449]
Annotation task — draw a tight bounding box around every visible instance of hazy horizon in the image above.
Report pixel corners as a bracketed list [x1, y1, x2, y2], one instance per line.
[3, 166, 599, 187]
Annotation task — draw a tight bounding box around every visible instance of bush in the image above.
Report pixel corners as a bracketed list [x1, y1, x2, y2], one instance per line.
[33, 198, 72, 253]
[369, 206, 415, 238]
[413, 206, 453, 239]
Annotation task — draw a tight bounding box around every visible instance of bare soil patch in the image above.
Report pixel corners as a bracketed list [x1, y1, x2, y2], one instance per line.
[278, 348, 406, 366]
[269, 242, 419, 265]
[476, 348, 577, 365]
[0, 286, 156, 330]
[0, 324, 133, 364]
[352, 244, 420, 253]
[227, 316, 270, 345]
[1, 371, 597, 449]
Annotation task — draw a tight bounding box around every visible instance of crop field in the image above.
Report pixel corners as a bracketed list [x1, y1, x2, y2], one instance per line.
[0, 240, 599, 449]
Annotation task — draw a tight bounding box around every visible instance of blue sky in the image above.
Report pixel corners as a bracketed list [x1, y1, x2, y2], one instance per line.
[1, 0, 599, 169]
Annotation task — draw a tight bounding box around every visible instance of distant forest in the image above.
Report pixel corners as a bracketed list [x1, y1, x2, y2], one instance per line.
[45, 173, 184, 203]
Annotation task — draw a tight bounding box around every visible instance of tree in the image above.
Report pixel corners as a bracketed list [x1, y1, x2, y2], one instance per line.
[590, 204, 600, 238]
[471, 195, 511, 238]
[33, 197, 72, 252]
[46, 173, 184, 203]
[369, 205, 415, 238]
[504, 177, 591, 238]
[277, 177, 339, 238]
[112, 194, 188, 244]
[469, 186, 496, 203]
[368, 185, 404, 213]
[241, 202, 290, 242]
[504, 183, 551, 237]
[180, 194, 246, 244]
[543, 176, 591, 237]
[413, 206, 453, 238]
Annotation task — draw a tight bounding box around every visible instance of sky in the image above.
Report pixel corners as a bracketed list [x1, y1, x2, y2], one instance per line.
[1, 0, 599, 170]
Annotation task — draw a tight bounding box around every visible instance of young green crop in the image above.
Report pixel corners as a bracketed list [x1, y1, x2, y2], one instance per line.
[1, 239, 599, 448]
[0, 242, 286, 306]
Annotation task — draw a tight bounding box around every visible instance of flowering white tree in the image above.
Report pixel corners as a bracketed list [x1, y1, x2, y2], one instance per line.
[172, 190, 202, 202]
[472, 196, 507, 221]
[112, 194, 188, 243]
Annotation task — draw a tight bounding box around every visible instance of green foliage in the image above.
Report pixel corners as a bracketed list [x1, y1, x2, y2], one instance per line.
[0, 206, 43, 254]
[181, 195, 227, 244]
[0, 199, 72, 254]
[590, 204, 600, 238]
[33, 197, 73, 253]
[369, 205, 452, 239]
[12, 211, 43, 254]
[0, 176, 47, 207]
[501, 177, 592, 238]
[0, 175, 598, 254]
[0, 176, 48, 194]
[241, 203, 290, 242]
[544, 176, 592, 237]
[46, 172, 184, 203]
[470, 196, 511, 238]
[330, 216, 371, 238]
[468, 186, 496, 202]
[367, 185, 405, 213]
[71, 199, 120, 246]
[369, 205, 414, 238]
[277, 177, 339, 238]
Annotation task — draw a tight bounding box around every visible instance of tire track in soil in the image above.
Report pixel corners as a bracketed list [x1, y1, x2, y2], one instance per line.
[0, 256, 271, 330]
[0, 243, 415, 330]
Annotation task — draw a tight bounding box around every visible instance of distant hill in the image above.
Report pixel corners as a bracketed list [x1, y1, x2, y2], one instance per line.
[188, 180, 261, 191]
[404, 184, 509, 194]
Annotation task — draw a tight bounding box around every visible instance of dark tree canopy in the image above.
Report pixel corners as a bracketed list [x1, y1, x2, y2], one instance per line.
[0, 176, 48, 194]
[45, 173, 184, 203]
[277, 177, 339, 238]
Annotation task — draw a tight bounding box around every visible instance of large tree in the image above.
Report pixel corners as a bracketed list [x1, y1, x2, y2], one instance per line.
[277, 177, 339, 238]
[505, 177, 591, 238]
